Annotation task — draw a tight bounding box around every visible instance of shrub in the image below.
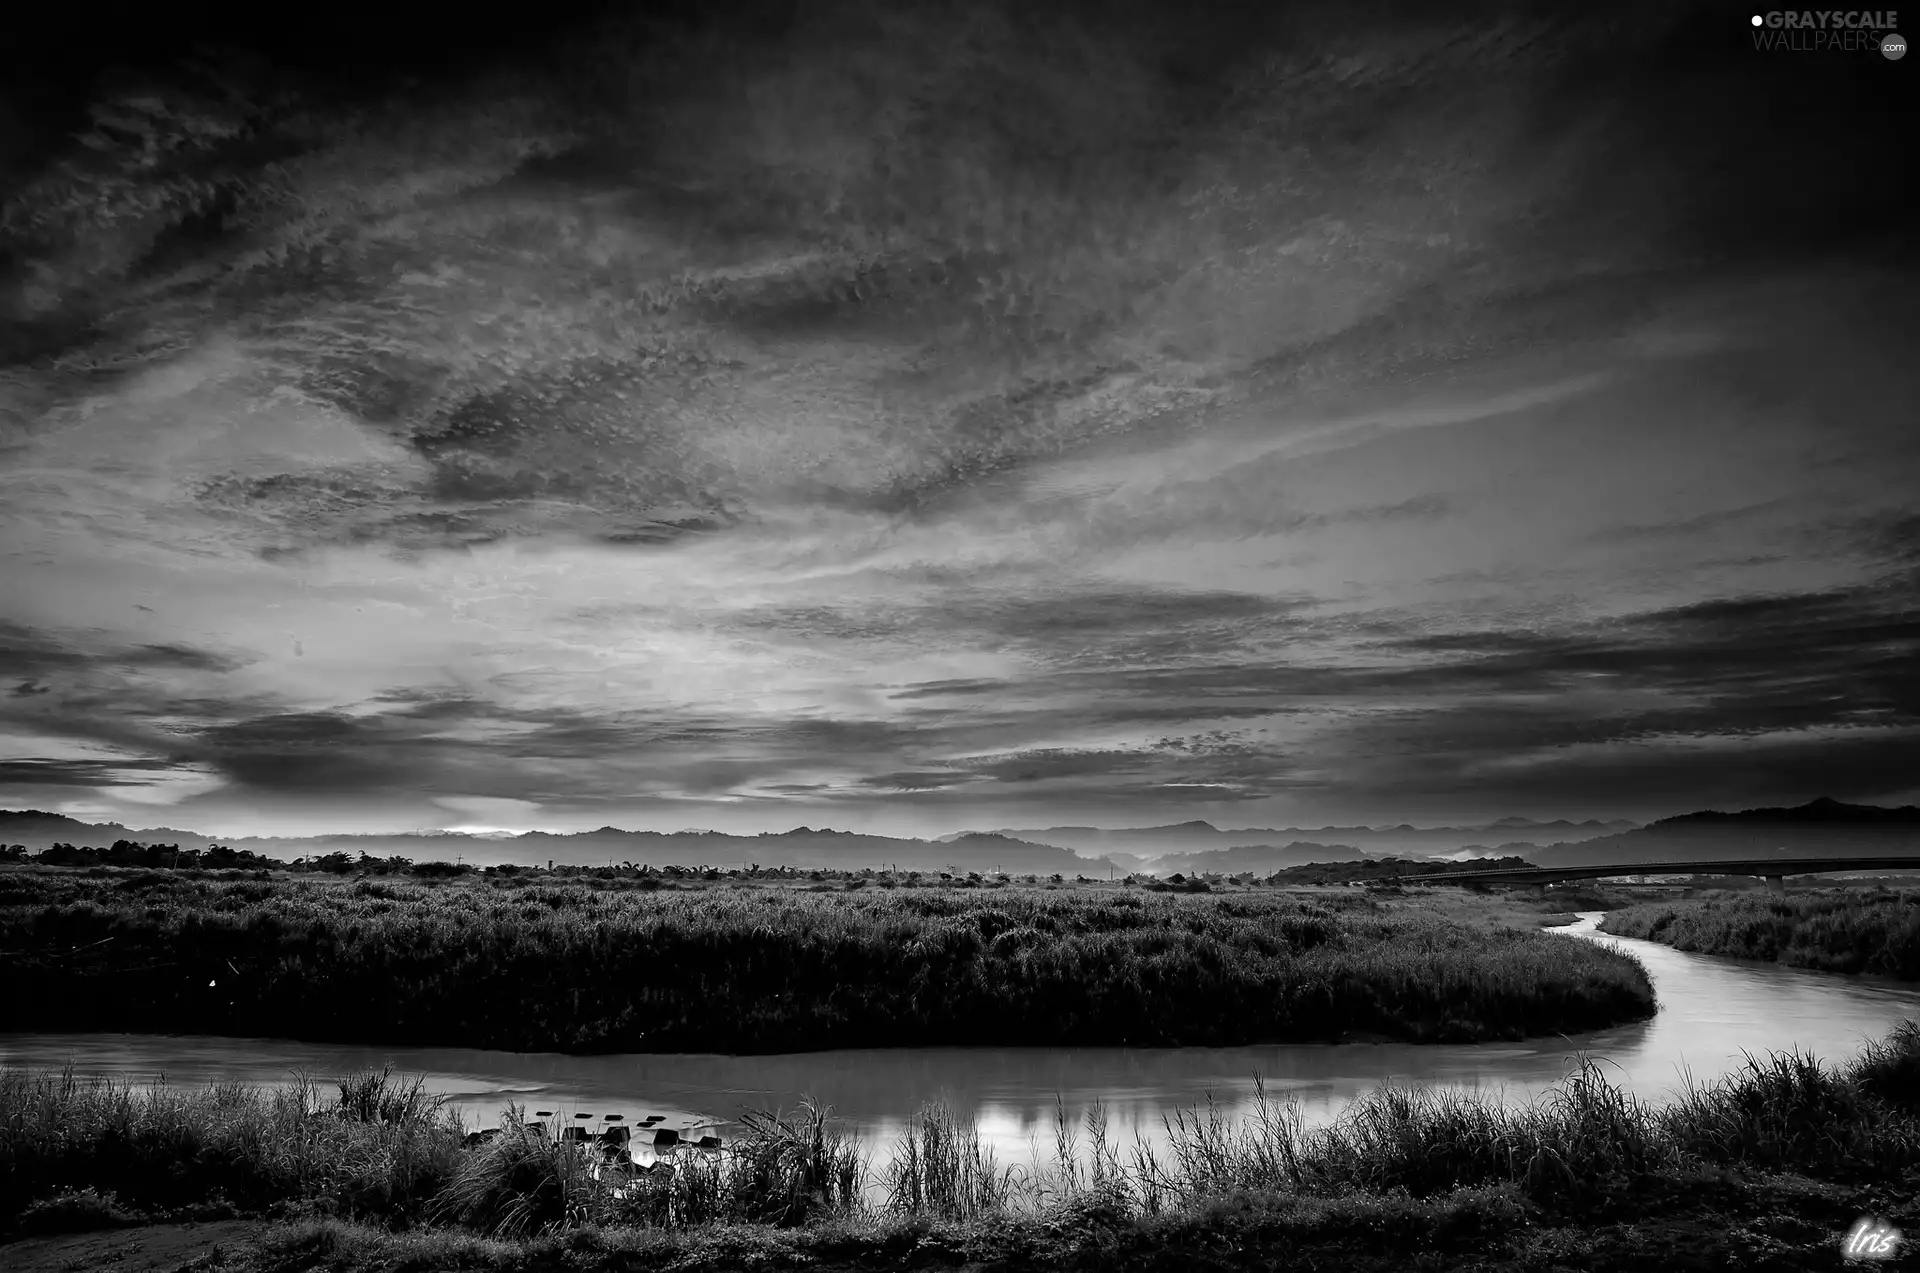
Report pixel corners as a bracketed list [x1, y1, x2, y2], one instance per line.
[12, 1188, 140, 1236]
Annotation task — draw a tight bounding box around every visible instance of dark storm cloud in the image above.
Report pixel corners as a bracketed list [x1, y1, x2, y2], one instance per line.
[184, 700, 715, 797]
[0, 757, 183, 788]
[959, 749, 1150, 785]
[1332, 724, 1920, 814]
[1376, 585, 1919, 722]
[0, 623, 251, 680]
[855, 576, 1920, 806]
[1275, 584, 1920, 801]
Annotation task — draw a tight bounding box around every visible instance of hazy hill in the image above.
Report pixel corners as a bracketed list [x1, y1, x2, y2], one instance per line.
[0, 810, 214, 850]
[0, 811, 1104, 875]
[1140, 841, 1368, 877]
[1525, 798, 1920, 867]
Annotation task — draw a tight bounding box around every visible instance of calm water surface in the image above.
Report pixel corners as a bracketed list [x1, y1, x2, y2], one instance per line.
[6, 916, 1918, 1169]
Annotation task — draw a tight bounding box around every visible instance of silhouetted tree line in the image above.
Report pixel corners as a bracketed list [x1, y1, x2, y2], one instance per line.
[1, 842, 1535, 891]
[3, 845, 1079, 887]
[25, 840, 276, 870]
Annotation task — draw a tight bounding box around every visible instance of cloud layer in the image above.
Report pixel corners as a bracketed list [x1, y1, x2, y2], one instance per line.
[2, 0, 1916, 835]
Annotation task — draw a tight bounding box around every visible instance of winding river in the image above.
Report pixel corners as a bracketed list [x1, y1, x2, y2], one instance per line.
[5, 915, 1918, 1170]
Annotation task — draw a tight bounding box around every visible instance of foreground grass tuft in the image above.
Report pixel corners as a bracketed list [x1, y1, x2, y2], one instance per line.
[0, 1065, 462, 1227]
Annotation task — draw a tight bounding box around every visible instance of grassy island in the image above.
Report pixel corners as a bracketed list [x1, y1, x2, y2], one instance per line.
[0, 865, 1654, 1052]
[1600, 886, 1920, 980]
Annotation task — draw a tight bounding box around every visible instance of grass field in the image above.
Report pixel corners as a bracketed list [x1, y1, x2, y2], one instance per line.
[1600, 886, 1920, 980]
[4, 1022, 1916, 1269]
[0, 866, 1656, 1051]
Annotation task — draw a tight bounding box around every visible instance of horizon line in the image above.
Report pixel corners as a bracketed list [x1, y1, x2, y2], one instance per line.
[18, 802, 1916, 843]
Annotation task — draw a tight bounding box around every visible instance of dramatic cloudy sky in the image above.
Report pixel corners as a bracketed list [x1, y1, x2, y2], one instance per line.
[1, 0, 1914, 838]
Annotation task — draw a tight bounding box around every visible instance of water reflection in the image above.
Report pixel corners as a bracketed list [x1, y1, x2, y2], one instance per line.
[5, 914, 1918, 1172]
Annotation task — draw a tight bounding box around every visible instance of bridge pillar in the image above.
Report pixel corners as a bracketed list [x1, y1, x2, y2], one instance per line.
[1764, 874, 1785, 893]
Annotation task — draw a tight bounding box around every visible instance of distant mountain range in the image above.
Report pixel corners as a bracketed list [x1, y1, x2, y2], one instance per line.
[0, 811, 1116, 875]
[0, 810, 1613, 877]
[961, 817, 1638, 858]
[1524, 798, 1920, 867]
[8, 801, 1903, 876]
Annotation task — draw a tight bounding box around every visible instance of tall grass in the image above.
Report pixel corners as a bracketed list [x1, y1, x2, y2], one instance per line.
[334, 1066, 445, 1126]
[1601, 886, 1920, 979]
[878, 1099, 1020, 1219]
[631, 1101, 867, 1228]
[0, 867, 1656, 1051]
[7, 1020, 1918, 1238]
[429, 1111, 599, 1237]
[0, 1065, 462, 1225]
[1115, 1019, 1920, 1217]
[1854, 1019, 1920, 1109]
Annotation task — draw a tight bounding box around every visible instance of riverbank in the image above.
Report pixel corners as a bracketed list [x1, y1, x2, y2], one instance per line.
[0, 866, 1655, 1051]
[1600, 886, 1920, 980]
[5, 1022, 1916, 1270]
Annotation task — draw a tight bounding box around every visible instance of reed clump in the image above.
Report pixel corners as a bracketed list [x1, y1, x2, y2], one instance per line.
[0, 1064, 462, 1226]
[613, 1100, 867, 1229]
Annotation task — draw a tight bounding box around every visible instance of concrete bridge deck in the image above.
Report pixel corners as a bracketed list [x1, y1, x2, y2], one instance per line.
[1397, 855, 1920, 891]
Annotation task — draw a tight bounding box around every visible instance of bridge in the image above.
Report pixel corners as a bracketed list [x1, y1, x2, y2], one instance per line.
[1397, 855, 1920, 892]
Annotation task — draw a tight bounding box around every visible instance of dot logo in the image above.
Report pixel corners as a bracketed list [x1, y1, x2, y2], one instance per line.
[1885, 32, 1908, 57]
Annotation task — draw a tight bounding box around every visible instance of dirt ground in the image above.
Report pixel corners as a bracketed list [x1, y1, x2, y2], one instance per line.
[0, 1220, 261, 1273]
